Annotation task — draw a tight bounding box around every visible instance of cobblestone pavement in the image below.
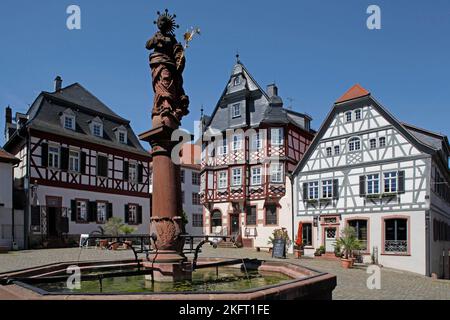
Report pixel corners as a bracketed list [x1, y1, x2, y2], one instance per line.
[1, 247, 449, 300]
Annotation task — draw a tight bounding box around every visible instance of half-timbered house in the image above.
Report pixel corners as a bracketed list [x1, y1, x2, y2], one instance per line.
[3, 77, 152, 248]
[200, 59, 314, 250]
[293, 84, 450, 277]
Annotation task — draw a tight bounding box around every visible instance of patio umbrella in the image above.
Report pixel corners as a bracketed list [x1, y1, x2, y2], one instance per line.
[295, 222, 303, 247]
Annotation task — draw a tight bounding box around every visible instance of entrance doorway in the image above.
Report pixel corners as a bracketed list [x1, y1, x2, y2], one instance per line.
[325, 227, 337, 252]
[46, 196, 62, 238]
[229, 214, 240, 237]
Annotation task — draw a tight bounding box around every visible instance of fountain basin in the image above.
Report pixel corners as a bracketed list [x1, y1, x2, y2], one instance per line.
[0, 258, 336, 300]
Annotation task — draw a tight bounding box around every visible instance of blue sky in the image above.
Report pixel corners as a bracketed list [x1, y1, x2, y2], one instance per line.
[0, 0, 449, 146]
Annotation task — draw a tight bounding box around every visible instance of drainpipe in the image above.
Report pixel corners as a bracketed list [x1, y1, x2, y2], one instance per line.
[24, 128, 31, 249]
[289, 173, 295, 253]
[11, 162, 19, 249]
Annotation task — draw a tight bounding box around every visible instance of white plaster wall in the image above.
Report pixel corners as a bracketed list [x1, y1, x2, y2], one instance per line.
[181, 167, 203, 237]
[33, 185, 151, 235]
[0, 162, 13, 208]
[0, 208, 24, 249]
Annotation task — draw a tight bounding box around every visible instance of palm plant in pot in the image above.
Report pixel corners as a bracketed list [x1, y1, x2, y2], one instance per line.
[335, 226, 362, 269]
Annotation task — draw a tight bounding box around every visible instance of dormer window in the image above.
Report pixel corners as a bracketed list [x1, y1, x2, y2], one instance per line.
[233, 77, 241, 86]
[93, 123, 102, 137]
[232, 103, 241, 118]
[61, 108, 76, 130]
[114, 126, 128, 144]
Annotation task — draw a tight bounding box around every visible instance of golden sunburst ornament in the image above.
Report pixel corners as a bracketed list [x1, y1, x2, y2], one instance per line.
[153, 9, 179, 35]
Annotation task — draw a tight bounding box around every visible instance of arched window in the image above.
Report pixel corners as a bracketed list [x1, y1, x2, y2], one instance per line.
[348, 137, 361, 152]
[210, 210, 222, 233]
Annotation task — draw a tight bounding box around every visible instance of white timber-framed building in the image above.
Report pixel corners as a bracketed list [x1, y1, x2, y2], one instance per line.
[293, 84, 450, 278]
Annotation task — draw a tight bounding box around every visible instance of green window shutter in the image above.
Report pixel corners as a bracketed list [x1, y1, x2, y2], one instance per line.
[60, 147, 69, 170]
[124, 204, 129, 223]
[107, 203, 113, 220]
[70, 200, 77, 221]
[41, 143, 48, 167]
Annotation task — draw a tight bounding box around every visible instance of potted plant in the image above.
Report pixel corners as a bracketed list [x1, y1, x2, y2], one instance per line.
[335, 226, 362, 269]
[333, 242, 342, 258]
[120, 225, 135, 249]
[267, 228, 292, 258]
[294, 244, 303, 258]
[314, 248, 322, 256]
[319, 245, 326, 255]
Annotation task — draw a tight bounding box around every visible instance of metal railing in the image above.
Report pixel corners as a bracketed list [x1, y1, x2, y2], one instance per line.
[384, 240, 408, 253]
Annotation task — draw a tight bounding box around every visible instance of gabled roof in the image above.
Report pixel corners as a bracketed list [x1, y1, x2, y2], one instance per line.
[0, 148, 19, 164]
[336, 84, 370, 104]
[293, 85, 446, 175]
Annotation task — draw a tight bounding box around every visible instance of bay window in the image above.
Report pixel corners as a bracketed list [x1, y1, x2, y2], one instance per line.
[231, 168, 242, 186]
[251, 167, 262, 185]
[270, 163, 283, 183]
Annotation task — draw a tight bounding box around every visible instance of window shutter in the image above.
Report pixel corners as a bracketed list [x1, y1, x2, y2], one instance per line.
[123, 161, 129, 180]
[60, 147, 69, 170]
[333, 179, 339, 199]
[398, 170, 405, 193]
[70, 200, 76, 221]
[359, 176, 366, 197]
[60, 217, 69, 233]
[80, 152, 87, 174]
[31, 206, 41, 226]
[88, 201, 97, 222]
[41, 143, 48, 167]
[137, 205, 143, 224]
[107, 203, 113, 220]
[97, 156, 108, 177]
[302, 183, 308, 200]
[138, 164, 144, 183]
[124, 204, 129, 223]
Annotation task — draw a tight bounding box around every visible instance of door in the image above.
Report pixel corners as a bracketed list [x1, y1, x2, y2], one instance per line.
[230, 214, 240, 237]
[47, 207, 58, 237]
[325, 227, 337, 252]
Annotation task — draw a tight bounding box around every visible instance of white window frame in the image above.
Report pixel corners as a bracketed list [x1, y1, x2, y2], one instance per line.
[218, 171, 228, 189]
[384, 171, 398, 193]
[379, 137, 386, 148]
[270, 163, 283, 183]
[271, 128, 284, 146]
[192, 213, 203, 227]
[48, 146, 60, 169]
[367, 174, 380, 195]
[77, 200, 87, 222]
[322, 180, 333, 199]
[64, 115, 75, 130]
[97, 202, 107, 223]
[251, 167, 262, 185]
[232, 134, 242, 151]
[308, 181, 319, 200]
[92, 122, 103, 137]
[69, 150, 80, 173]
[118, 130, 127, 144]
[345, 111, 352, 122]
[326, 147, 332, 157]
[217, 138, 227, 155]
[334, 145, 340, 155]
[252, 132, 262, 150]
[232, 103, 241, 118]
[354, 109, 362, 120]
[231, 168, 242, 186]
[369, 138, 377, 149]
[128, 204, 137, 224]
[348, 137, 361, 152]
[129, 162, 137, 184]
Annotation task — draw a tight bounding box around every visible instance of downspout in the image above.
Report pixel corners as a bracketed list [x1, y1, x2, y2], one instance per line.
[24, 128, 31, 249]
[11, 162, 19, 249]
[289, 172, 295, 253]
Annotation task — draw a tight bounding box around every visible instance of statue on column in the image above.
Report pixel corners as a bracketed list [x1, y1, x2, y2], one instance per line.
[146, 9, 194, 127]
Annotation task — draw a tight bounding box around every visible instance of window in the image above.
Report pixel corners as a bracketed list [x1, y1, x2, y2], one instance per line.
[76, 200, 88, 222]
[308, 181, 319, 200]
[218, 137, 228, 155]
[265, 204, 277, 225]
[93, 123, 102, 137]
[270, 163, 283, 183]
[48, 146, 60, 169]
[271, 128, 284, 146]
[326, 147, 332, 157]
[252, 132, 262, 150]
[180, 170, 185, 183]
[302, 223, 312, 246]
[211, 211, 222, 228]
[64, 116, 75, 130]
[128, 204, 137, 224]
[348, 137, 361, 152]
[97, 202, 107, 224]
[233, 77, 240, 86]
[69, 150, 80, 172]
[246, 206, 257, 225]
[218, 171, 228, 189]
[232, 168, 242, 186]
[384, 171, 397, 193]
[192, 172, 201, 185]
[367, 174, 380, 195]
[334, 145, 340, 155]
[370, 139, 377, 149]
[232, 134, 242, 151]
[379, 137, 386, 147]
[192, 214, 203, 227]
[251, 167, 262, 185]
[345, 111, 352, 122]
[322, 180, 333, 199]
[384, 218, 408, 253]
[232, 103, 241, 118]
[118, 131, 127, 144]
[348, 220, 368, 250]
[192, 193, 201, 205]
[354, 109, 361, 120]
[129, 162, 137, 183]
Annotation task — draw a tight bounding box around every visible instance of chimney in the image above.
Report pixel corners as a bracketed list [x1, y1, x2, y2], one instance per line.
[5, 106, 12, 124]
[54, 76, 62, 92]
[267, 84, 278, 97]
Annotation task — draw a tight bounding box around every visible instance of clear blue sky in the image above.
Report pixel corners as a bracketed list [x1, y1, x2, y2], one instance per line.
[1, 0, 449, 146]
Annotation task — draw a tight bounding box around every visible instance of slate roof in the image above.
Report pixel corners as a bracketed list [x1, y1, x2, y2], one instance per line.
[5, 81, 149, 158]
